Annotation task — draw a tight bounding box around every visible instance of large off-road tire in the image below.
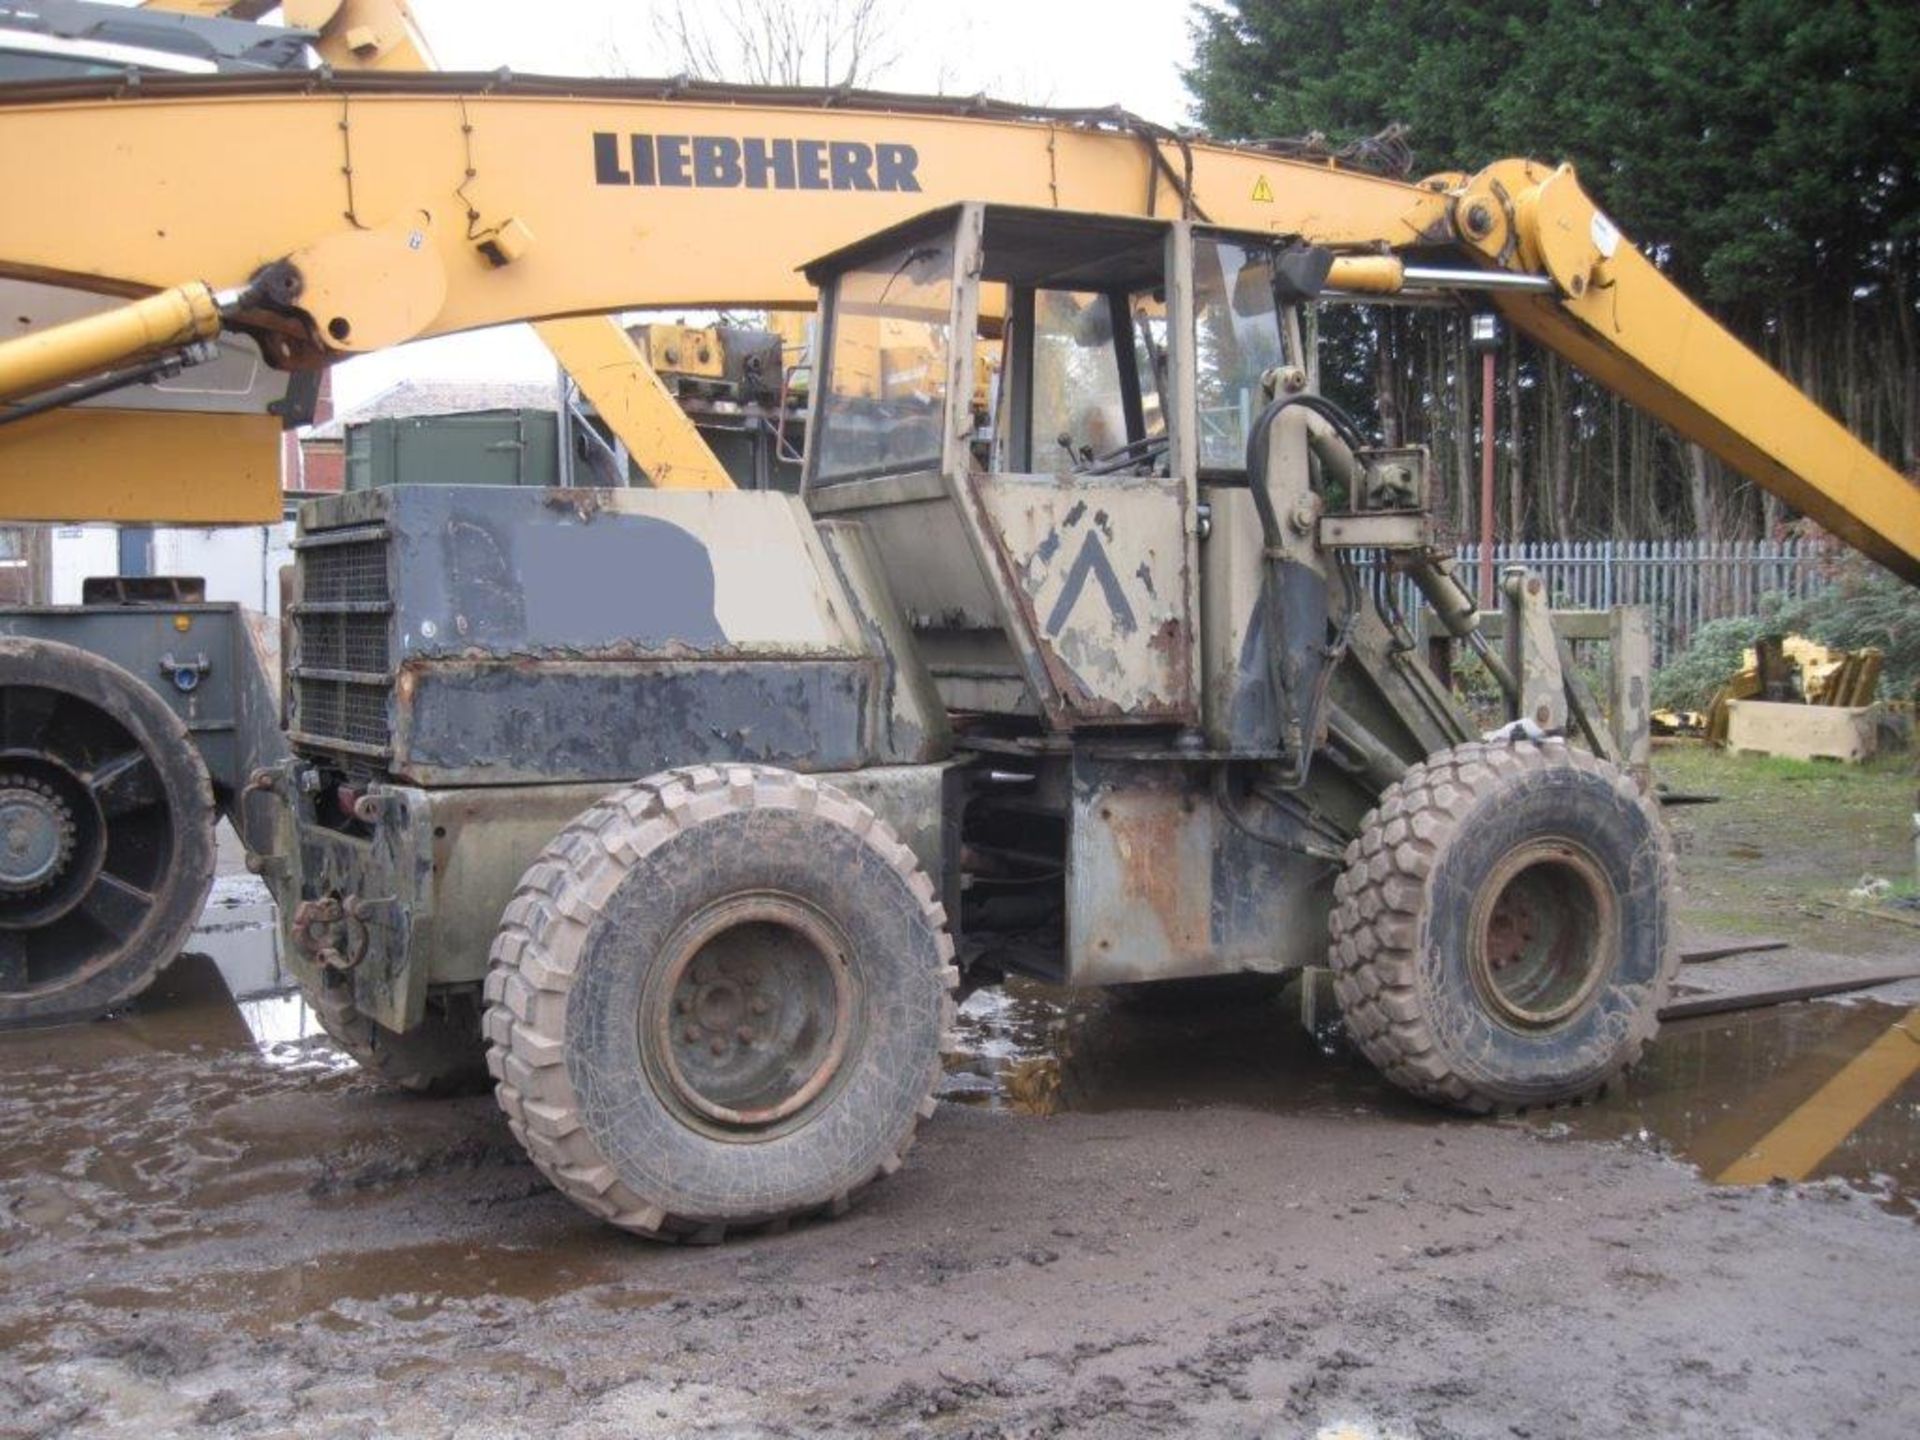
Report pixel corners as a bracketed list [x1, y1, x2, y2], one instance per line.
[308, 976, 490, 1095]
[0, 638, 216, 1028]
[485, 764, 957, 1241]
[1328, 738, 1677, 1112]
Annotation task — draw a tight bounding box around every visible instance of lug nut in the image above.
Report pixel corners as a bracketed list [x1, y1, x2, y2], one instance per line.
[749, 996, 771, 1016]
[683, 1024, 700, 1043]
[709, 1037, 728, 1056]
[736, 1026, 754, 1043]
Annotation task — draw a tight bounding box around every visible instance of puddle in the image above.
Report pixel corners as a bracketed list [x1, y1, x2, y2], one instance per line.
[5, 853, 1913, 1258]
[0, 889, 358, 1240]
[67, 1239, 667, 1333]
[941, 974, 1415, 1118]
[941, 974, 1920, 1215]
[1544, 1001, 1919, 1216]
[0, 870, 344, 1073]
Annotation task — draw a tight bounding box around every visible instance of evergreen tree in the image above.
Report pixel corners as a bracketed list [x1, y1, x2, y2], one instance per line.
[1186, 1, 1919, 543]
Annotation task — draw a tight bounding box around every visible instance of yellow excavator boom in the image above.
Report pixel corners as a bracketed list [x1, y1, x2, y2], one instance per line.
[136, 0, 737, 492]
[0, 70, 1914, 579]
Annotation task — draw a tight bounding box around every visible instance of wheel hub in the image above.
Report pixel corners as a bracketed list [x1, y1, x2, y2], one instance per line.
[1483, 894, 1540, 973]
[1468, 840, 1618, 1031]
[0, 774, 74, 894]
[648, 894, 857, 1134]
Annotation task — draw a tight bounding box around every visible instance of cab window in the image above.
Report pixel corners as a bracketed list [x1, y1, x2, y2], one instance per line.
[813, 238, 954, 483]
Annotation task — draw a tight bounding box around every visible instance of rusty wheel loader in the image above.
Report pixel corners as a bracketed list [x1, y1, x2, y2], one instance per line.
[8, 52, 1916, 1238]
[261, 203, 1673, 1238]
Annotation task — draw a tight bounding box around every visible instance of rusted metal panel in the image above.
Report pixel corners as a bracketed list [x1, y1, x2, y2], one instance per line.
[1609, 605, 1652, 786]
[272, 777, 623, 1029]
[1501, 566, 1566, 731]
[968, 473, 1196, 726]
[297, 483, 863, 661]
[1064, 754, 1330, 986]
[270, 763, 957, 1030]
[285, 483, 945, 780]
[812, 517, 952, 765]
[390, 657, 874, 787]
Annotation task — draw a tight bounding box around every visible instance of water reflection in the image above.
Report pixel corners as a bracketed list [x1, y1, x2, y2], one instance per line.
[1546, 1001, 1919, 1216]
[8, 868, 1914, 1221]
[941, 972, 1416, 1118]
[941, 973, 1919, 1215]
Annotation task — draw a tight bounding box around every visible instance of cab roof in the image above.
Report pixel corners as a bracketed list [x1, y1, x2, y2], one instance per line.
[801, 203, 1178, 294]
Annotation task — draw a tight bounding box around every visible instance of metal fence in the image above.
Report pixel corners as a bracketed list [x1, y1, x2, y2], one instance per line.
[1381, 540, 1827, 665]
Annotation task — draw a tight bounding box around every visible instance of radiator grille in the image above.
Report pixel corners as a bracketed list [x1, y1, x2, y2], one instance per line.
[297, 612, 391, 674]
[293, 678, 392, 752]
[292, 525, 394, 762]
[300, 538, 388, 605]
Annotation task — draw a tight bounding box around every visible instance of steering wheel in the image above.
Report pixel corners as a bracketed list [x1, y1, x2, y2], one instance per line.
[1078, 433, 1170, 476]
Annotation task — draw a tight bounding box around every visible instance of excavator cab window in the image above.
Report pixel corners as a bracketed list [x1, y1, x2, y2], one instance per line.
[1027, 289, 1167, 476]
[810, 234, 957, 485]
[803, 206, 1177, 491]
[1192, 236, 1295, 474]
[801, 204, 1199, 724]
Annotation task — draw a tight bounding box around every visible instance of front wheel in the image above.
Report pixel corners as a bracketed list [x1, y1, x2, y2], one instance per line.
[484, 765, 957, 1241]
[1328, 739, 1677, 1112]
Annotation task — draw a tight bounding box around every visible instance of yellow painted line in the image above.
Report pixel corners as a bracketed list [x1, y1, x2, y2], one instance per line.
[1716, 1007, 1920, 1185]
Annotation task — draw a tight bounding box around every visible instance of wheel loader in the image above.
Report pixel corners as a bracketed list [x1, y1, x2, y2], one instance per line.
[4, 51, 1917, 1239]
[260, 203, 1672, 1238]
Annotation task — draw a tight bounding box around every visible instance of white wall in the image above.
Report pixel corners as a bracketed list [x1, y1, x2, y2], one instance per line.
[48, 523, 295, 615]
[47, 526, 118, 605]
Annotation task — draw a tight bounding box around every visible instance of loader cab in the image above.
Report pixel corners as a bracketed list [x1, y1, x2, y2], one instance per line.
[802, 203, 1306, 734]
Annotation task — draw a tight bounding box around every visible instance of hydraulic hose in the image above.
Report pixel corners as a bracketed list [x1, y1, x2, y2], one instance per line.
[1241, 391, 1375, 791]
[1241, 391, 1372, 542]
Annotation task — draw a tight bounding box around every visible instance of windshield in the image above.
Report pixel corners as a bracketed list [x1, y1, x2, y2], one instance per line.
[812, 238, 955, 484]
[1192, 237, 1290, 472]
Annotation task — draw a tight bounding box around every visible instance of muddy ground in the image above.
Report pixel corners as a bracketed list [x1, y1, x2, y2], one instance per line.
[3, 746, 1918, 1439]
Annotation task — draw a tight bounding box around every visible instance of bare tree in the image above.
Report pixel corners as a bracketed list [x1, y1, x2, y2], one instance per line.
[645, 0, 900, 89]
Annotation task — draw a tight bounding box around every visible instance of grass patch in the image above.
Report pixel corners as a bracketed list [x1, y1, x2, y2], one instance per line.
[1653, 743, 1915, 956]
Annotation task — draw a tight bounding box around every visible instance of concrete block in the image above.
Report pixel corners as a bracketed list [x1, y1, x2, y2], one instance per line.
[1725, 700, 1878, 764]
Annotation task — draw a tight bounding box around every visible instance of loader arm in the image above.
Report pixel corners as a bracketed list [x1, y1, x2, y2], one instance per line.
[1457, 161, 1916, 582]
[0, 71, 1914, 581]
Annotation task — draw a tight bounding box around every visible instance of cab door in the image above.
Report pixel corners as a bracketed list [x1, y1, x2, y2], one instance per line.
[966, 244, 1198, 727]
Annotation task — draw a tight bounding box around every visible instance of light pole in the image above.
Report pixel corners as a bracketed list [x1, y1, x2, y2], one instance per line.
[1469, 313, 1504, 608]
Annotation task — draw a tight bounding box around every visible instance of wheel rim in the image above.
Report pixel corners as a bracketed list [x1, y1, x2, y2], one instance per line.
[643, 893, 858, 1136]
[1467, 839, 1618, 1030]
[0, 682, 174, 1002]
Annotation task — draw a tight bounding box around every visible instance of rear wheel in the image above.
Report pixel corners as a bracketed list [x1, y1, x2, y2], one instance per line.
[0, 639, 215, 1027]
[1328, 739, 1677, 1112]
[485, 764, 956, 1240]
[308, 976, 490, 1095]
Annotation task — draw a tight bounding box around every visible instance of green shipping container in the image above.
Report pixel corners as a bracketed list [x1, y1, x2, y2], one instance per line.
[344, 409, 560, 491]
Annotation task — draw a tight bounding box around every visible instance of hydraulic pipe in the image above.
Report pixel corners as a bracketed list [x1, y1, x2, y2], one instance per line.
[0, 283, 223, 406]
[1403, 265, 1557, 294]
[1480, 349, 1497, 606]
[1406, 551, 1520, 704]
[1325, 257, 1557, 297]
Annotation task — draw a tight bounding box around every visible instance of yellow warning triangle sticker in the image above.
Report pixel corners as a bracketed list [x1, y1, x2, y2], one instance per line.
[1251, 175, 1274, 203]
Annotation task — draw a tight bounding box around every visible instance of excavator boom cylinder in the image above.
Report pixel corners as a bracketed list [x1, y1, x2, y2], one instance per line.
[0, 282, 221, 406]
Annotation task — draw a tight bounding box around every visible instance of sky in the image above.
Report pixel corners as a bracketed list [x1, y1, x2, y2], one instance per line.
[328, 0, 1206, 410]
